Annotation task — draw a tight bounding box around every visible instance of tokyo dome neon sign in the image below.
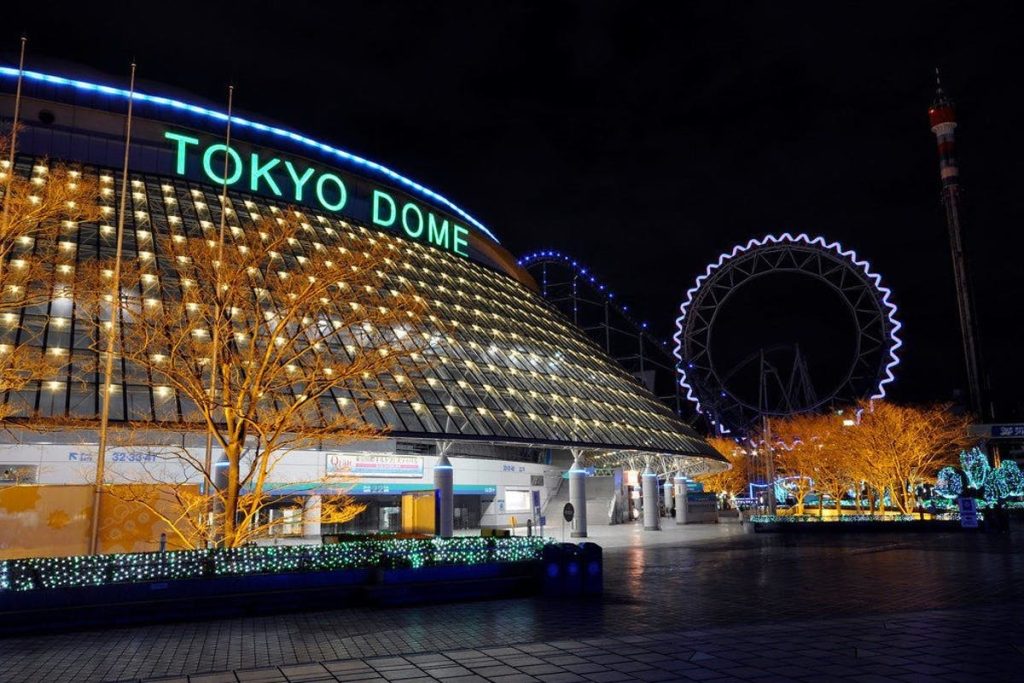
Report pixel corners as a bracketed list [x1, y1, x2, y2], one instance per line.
[0, 66, 498, 248]
[165, 130, 470, 257]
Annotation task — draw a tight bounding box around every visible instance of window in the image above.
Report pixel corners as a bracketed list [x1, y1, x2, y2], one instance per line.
[0, 159, 713, 462]
[0, 465, 38, 485]
[505, 488, 532, 512]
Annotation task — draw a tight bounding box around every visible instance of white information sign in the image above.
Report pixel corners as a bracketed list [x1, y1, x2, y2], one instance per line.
[326, 453, 423, 478]
[958, 497, 979, 529]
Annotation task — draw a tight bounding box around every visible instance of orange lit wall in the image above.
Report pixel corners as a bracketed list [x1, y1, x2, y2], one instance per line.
[0, 484, 199, 559]
[400, 492, 436, 534]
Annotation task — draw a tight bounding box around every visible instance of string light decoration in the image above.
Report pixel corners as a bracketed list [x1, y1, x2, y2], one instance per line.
[959, 447, 990, 490]
[928, 452, 1022, 507]
[996, 460, 1024, 497]
[0, 537, 552, 593]
[983, 460, 1024, 502]
[934, 466, 964, 499]
[750, 514, 919, 523]
[516, 251, 664, 347]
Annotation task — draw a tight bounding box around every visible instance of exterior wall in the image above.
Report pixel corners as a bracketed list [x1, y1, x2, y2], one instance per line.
[0, 437, 560, 549]
[0, 484, 199, 559]
[0, 148, 717, 462]
[542, 471, 626, 528]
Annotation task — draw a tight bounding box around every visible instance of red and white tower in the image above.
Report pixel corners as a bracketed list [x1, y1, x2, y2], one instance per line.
[928, 69, 987, 419]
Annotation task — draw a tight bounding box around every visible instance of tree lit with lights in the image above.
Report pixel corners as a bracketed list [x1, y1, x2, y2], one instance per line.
[0, 132, 101, 422]
[76, 205, 430, 548]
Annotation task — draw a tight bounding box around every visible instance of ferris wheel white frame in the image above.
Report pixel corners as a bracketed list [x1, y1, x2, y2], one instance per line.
[671, 233, 903, 430]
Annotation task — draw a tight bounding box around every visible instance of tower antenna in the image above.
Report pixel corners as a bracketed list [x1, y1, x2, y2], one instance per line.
[928, 69, 989, 419]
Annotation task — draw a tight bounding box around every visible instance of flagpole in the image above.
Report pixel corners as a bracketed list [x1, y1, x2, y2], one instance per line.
[3, 34, 26, 169]
[0, 36, 28, 282]
[203, 84, 233, 547]
[90, 62, 136, 556]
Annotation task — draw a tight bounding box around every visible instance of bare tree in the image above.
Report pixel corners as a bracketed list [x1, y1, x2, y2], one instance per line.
[750, 405, 967, 517]
[811, 433, 855, 515]
[768, 412, 859, 516]
[695, 437, 751, 502]
[835, 401, 968, 515]
[0, 132, 101, 420]
[79, 203, 430, 547]
[764, 413, 827, 515]
[100, 451, 367, 550]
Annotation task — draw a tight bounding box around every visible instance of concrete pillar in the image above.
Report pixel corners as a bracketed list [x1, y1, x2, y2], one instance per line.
[662, 478, 673, 515]
[642, 465, 659, 530]
[569, 452, 588, 538]
[675, 472, 689, 525]
[434, 454, 454, 538]
[303, 495, 322, 539]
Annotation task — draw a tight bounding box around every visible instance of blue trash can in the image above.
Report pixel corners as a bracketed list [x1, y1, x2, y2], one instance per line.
[560, 543, 583, 597]
[542, 543, 564, 598]
[578, 542, 602, 595]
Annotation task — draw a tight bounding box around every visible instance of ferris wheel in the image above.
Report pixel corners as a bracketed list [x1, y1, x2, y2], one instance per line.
[672, 233, 902, 433]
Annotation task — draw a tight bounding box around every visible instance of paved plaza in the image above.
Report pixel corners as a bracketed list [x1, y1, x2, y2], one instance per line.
[1, 524, 1022, 682]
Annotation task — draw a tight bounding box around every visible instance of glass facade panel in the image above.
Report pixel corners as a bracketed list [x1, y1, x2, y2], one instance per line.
[1, 158, 718, 460]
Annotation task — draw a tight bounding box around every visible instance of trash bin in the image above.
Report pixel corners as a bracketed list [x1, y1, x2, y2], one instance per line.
[542, 543, 564, 598]
[560, 542, 583, 597]
[578, 542, 602, 595]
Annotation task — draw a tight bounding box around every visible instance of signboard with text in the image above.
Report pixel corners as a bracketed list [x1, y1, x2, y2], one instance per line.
[325, 453, 423, 478]
[349, 483, 495, 496]
[991, 424, 1024, 439]
[264, 482, 496, 497]
[164, 130, 472, 257]
[958, 497, 979, 529]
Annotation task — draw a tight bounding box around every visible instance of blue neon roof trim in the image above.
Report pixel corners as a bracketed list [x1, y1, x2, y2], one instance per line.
[0, 66, 499, 244]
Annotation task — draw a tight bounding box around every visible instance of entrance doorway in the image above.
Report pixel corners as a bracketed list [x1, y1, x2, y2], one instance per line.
[379, 505, 401, 531]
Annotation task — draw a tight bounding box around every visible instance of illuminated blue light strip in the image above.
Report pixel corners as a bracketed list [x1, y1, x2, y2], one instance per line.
[0, 66, 499, 244]
[671, 232, 903, 418]
[517, 250, 663, 344]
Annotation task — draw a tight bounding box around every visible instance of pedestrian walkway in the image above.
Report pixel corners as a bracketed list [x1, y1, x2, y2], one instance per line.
[148, 603, 1023, 682]
[457, 518, 747, 549]
[2, 530, 1020, 682]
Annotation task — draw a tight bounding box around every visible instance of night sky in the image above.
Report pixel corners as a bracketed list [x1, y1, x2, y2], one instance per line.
[6, 1, 1024, 419]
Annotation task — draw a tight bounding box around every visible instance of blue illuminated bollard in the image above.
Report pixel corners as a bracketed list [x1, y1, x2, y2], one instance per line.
[578, 542, 602, 595]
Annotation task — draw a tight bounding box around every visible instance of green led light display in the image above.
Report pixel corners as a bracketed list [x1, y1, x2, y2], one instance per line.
[935, 466, 964, 499]
[750, 514, 920, 523]
[960, 447, 991, 490]
[371, 188, 469, 256]
[0, 537, 553, 593]
[165, 130, 470, 257]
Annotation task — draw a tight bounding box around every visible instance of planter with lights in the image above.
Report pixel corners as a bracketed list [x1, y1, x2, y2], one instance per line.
[0, 537, 562, 634]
